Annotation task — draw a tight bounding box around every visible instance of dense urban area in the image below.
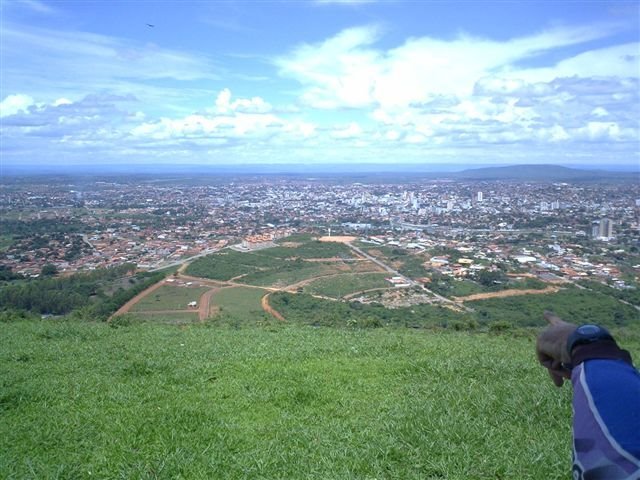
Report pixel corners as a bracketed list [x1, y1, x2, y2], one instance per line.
[1, 166, 639, 326]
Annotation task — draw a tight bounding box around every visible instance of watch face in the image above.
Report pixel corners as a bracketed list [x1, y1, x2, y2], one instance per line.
[577, 325, 601, 336]
[568, 324, 614, 355]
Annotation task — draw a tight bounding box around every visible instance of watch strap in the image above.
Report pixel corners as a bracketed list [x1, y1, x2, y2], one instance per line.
[570, 340, 633, 368]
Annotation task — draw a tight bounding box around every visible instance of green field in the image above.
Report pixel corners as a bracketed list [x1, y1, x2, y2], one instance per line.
[240, 261, 334, 287]
[185, 250, 277, 281]
[254, 241, 355, 260]
[123, 311, 201, 325]
[210, 286, 267, 318]
[130, 285, 210, 312]
[186, 243, 361, 285]
[305, 272, 391, 298]
[1, 319, 604, 479]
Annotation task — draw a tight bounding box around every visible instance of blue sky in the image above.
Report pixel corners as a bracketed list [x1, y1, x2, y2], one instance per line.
[1, 0, 638, 168]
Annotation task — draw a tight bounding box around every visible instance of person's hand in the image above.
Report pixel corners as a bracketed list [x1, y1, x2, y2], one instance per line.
[536, 311, 577, 387]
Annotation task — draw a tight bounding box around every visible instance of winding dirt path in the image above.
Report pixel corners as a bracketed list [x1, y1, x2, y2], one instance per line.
[261, 293, 286, 322]
[108, 280, 166, 321]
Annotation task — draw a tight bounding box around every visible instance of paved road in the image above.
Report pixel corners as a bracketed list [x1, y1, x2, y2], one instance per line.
[148, 248, 219, 272]
[347, 243, 414, 283]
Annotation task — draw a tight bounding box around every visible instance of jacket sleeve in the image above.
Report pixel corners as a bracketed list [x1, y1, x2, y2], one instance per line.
[571, 358, 640, 480]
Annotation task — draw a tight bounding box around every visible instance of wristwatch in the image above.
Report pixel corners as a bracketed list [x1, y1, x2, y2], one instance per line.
[564, 324, 632, 368]
[567, 324, 614, 355]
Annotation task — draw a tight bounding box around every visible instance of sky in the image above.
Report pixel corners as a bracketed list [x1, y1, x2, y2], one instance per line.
[0, 0, 639, 169]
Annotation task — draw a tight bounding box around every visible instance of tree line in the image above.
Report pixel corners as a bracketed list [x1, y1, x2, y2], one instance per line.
[0, 263, 168, 321]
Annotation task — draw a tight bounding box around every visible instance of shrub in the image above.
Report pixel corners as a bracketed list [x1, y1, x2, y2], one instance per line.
[489, 320, 512, 333]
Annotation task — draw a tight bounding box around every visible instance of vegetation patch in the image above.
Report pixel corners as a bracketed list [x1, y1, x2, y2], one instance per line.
[578, 279, 640, 307]
[253, 240, 355, 259]
[185, 250, 278, 281]
[125, 312, 201, 324]
[240, 261, 333, 288]
[130, 285, 210, 312]
[0, 264, 169, 320]
[210, 286, 267, 319]
[305, 272, 391, 298]
[270, 292, 465, 329]
[467, 286, 640, 327]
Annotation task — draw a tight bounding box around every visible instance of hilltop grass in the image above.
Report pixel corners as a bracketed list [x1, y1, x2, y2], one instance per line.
[1, 319, 582, 480]
[123, 311, 200, 325]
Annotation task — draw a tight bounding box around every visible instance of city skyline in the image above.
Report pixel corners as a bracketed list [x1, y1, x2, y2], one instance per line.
[1, 0, 639, 168]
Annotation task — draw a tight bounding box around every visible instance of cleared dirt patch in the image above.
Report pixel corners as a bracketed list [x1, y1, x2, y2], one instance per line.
[454, 286, 560, 302]
[318, 236, 357, 243]
[279, 242, 303, 248]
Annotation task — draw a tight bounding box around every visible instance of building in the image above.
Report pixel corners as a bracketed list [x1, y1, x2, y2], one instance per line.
[593, 218, 614, 240]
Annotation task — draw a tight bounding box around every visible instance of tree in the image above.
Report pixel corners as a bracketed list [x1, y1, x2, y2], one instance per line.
[477, 270, 506, 287]
[41, 264, 58, 276]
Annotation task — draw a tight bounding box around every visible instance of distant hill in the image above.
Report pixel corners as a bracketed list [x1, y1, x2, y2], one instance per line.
[453, 164, 638, 181]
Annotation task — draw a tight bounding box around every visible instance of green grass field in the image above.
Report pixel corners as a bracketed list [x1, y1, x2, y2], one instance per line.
[253, 241, 354, 260]
[1, 319, 590, 479]
[210, 286, 267, 318]
[130, 285, 211, 312]
[240, 261, 334, 288]
[305, 272, 391, 298]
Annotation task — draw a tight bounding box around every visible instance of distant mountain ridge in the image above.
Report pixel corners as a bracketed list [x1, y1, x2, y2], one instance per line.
[2, 163, 638, 180]
[453, 164, 638, 181]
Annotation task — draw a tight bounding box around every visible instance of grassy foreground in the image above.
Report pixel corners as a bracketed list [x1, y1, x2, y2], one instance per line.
[3, 319, 609, 479]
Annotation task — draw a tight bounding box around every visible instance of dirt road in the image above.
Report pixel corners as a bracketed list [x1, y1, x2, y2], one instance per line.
[454, 286, 560, 302]
[108, 280, 166, 321]
[198, 288, 219, 321]
[261, 293, 285, 321]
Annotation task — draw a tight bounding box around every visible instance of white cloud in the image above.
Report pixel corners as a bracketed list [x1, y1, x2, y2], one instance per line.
[272, 22, 639, 156]
[0, 94, 37, 117]
[276, 26, 383, 109]
[277, 23, 634, 111]
[2, 19, 638, 166]
[53, 98, 72, 107]
[131, 89, 311, 142]
[214, 88, 272, 114]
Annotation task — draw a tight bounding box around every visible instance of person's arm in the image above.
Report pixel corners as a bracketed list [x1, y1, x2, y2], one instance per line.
[536, 313, 640, 480]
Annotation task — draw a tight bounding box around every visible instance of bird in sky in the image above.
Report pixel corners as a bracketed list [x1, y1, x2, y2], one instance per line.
[146, 23, 155, 28]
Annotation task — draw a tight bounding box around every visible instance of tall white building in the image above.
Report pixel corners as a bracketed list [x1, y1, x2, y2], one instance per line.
[593, 218, 614, 240]
[476, 191, 483, 202]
